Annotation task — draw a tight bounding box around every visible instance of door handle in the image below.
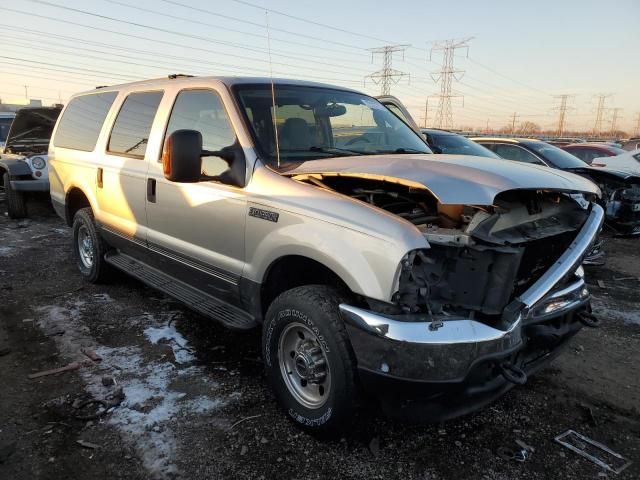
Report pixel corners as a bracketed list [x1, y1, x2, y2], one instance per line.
[97, 168, 103, 188]
[147, 178, 156, 203]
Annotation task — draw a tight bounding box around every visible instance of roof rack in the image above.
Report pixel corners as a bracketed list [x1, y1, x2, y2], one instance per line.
[168, 74, 194, 79]
[95, 85, 109, 89]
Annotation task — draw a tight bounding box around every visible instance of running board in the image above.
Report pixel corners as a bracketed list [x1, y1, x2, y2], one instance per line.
[105, 252, 256, 330]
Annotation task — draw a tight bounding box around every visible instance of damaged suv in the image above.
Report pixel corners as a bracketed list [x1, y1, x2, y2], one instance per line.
[50, 77, 603, 433]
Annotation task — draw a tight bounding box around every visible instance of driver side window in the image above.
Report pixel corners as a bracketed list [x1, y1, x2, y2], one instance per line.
[165, 89, 236, 177]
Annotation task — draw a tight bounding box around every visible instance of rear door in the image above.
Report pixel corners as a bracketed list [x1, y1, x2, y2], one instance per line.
[96, 91, 164, 250]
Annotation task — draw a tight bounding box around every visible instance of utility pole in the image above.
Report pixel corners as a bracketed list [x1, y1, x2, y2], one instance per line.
[634, 112, 640, 137]
[429, 37, 472, 129]
[510, 112, 519, 134]
[365, 45, 410, 96]
[23, 85, 28, 100]
[423, 98, 429, 128]
[485, 118, 490, 133]
[592, 94, 611, 137]
[610, 108, 623, 135]
[553, 94, 573, 137]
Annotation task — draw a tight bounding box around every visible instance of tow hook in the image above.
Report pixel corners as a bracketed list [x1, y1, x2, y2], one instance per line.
[499, 362, 528, 385]
[577, 310, 601, 328]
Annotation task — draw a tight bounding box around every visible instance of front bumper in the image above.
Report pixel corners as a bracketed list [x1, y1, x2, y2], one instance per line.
[11, 179, 50, 191]
[339, 204, 604, 418]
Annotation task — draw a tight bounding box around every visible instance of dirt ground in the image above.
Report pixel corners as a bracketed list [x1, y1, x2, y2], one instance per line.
[0, 196, 638, 480]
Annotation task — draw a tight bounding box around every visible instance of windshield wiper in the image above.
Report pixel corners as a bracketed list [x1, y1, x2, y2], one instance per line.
[279, 146, 366, 156]
[369, 147, 429, 154]
[309, 146, 367, 156]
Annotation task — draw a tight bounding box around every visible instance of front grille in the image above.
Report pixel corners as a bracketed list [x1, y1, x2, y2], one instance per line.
[513, 230, 578, 297]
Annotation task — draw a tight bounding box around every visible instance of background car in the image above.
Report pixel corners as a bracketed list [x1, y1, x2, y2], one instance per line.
[562, 142, 627, 164]
[473, 137, 640, 235]
[0, 106, 61, 218]
[620, 138, 640, 152]
[421, 128, 499, 158]
[588, 149, 640, 174]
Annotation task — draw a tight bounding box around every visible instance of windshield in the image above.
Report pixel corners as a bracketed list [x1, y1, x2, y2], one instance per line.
[235, 85, 431, 165]
[0, 117, 13, 143]
[426, 131, 499, 158]
[526, 142, 588, 169]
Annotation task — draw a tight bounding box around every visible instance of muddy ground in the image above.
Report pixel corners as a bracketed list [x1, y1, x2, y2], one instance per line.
[0, 196, 638, 480]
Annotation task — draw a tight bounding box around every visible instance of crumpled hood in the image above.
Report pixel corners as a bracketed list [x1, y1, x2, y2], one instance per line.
[285, 154, 601, 205]
[4, 107, 61, 154]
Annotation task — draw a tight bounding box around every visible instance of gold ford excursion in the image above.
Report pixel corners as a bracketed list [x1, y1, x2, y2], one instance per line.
[49, 76, 603, 434]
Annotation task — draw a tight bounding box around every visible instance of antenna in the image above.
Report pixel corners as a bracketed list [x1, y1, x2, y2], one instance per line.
[265, 11, 280, 168]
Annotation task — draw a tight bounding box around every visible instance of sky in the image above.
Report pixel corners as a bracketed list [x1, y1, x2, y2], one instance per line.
[1, 0, 639, 133]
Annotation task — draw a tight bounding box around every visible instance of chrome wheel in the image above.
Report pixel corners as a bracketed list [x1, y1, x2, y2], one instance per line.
[77, 225, 94, 269]
[278, 322, 331, 409]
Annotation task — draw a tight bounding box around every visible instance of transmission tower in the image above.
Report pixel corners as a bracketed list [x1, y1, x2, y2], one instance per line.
[510, 112, 519, 134]
[429, 37, 472, 129]
[610, 108, 623, 135]
[592, 94, 612, 137]
[553, 94, 574, 136]
[365, 45, 410, 95]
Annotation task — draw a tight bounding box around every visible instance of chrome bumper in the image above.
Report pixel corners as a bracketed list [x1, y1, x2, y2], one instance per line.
[339, 204, 604, 383]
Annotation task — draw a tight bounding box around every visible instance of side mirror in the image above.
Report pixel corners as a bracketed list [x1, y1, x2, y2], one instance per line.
[162, 130, 202, 183]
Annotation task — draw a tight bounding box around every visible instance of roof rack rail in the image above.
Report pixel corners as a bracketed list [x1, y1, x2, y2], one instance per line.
[168, 74, 194, 79]
[95, 85, 109, 89]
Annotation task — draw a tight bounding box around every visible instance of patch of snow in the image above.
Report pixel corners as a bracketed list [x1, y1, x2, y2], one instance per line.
[144, 324, 195, 364]
[33, 298, 230, 479]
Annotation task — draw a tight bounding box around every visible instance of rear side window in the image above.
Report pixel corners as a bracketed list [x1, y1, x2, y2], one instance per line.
[108, 91, 163, 158]
[493, 144, 543, 164]
[54, 92, 118, 151]
[164, 89, 236, 177]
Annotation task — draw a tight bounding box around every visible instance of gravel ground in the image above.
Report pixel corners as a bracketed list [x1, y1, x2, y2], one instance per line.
[0, 196, 638, 480]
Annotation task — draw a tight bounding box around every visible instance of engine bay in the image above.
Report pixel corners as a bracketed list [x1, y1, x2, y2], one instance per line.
[295, 174, 592, 318]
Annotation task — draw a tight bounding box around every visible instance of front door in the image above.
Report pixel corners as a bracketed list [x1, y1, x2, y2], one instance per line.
[145, 88, 247, 303]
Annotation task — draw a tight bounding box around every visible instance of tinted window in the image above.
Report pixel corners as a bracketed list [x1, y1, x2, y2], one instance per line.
[165, 89, 236, 177]
[493, 144, 543, 164]
[54, 92, 118, 151]
[428, 132, 499, 158]
[108, 91, 163, 157]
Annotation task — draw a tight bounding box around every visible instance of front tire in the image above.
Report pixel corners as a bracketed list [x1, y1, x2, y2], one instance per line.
[263, 285, 357, 435]
[3, 172, 27, 219]
[72, 207, 111, 283]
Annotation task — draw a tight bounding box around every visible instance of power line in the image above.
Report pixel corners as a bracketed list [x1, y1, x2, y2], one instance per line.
[365, 45, 410, 95]
[429, 37, 472, 129]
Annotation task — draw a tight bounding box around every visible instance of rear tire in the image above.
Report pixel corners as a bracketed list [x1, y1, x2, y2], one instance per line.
[3, 172, 27, 219]
[72, 207, 112, 283]
[263, 285, 357, 436]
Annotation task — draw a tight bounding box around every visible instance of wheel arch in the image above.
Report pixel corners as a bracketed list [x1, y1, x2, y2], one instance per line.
[64, 186, 94, 226]
[255, 254, 353, 320]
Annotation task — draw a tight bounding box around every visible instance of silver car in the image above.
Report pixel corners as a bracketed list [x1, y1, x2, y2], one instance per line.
[49, 76, 603, 434]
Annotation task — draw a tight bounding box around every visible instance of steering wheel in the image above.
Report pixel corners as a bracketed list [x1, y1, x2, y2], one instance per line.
[345, 136, 371, 146]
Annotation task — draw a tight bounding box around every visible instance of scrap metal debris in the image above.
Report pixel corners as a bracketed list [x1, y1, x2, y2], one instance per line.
[554, 430, 632, 474]
[497, 439, 535, 462]
[28, 361, 86, 379]
[76, 439, 100, 450]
